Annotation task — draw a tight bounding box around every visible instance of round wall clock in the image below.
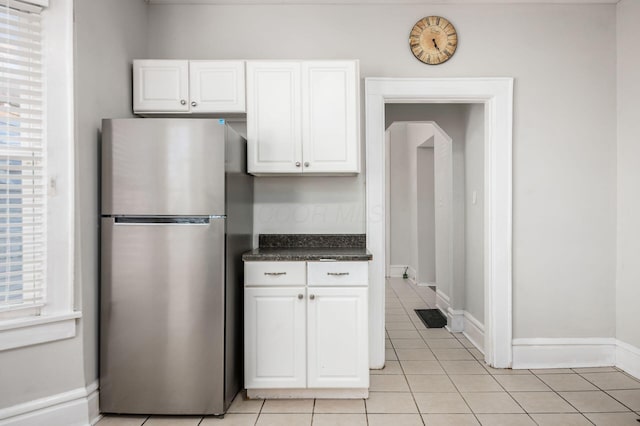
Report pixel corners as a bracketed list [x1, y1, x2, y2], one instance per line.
[409, 16, 458, 65]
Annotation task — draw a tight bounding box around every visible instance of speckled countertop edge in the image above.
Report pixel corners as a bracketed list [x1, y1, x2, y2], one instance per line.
[242, 234, 372, 261]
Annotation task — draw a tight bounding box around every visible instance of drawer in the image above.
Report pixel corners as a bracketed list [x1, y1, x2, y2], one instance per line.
[245, 261, 307, 286]
[307, 261, 368, 287]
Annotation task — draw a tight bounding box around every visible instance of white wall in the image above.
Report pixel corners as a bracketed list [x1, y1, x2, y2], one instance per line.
[463, 104, 485, 322]
[388, 124, 412, 268]
[147, 3, 617, 340]
[616, 0, 640, 349]
[417, 147, 436, 284]
[74, 0, 148, 386]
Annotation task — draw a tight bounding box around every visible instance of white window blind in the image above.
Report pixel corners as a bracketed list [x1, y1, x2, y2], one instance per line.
[0, 0, 45, 313]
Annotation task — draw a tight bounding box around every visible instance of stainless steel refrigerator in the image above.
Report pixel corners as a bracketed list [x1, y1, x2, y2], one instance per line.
[100, 118, 253, 415]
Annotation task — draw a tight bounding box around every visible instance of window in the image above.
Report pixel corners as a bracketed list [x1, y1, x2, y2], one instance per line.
[0, 0, 77, 351]
[0, 0, 45, 318]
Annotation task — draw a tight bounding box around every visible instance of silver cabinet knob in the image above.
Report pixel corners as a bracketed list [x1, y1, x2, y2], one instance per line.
[304, 162, 310, 167]
[309, 294, 315, 300]
[191, 101, 197, 107]
[295, 162, 301, 167]
[180, 99, 187, 105]
[298, 294, 304, 300]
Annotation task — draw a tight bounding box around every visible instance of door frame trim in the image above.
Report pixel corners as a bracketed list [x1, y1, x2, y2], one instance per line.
[365, 77, 513, 369]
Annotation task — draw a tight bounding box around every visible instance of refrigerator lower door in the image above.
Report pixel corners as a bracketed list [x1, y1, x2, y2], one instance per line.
[100, 217, 226, 415]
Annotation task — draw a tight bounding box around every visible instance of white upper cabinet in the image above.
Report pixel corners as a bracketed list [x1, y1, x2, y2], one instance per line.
[133, 60, 246, 114]
[133, 60, 189, 113]
[247, 60, 360, 175]
[189, 61, 246, 113]
[301, 61, 359, 174]
[246, 62, 302, 174]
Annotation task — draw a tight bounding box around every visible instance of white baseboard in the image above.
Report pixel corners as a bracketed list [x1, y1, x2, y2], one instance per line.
[446, 308, 464, 333]
[435, 289, 449, 316]
[0, 381, 99, 426]
[388, 265, 407, 278]
[416, 282, 435, 287]
[463, 311, 485, 353]
[616, 339, 640, 380]
[512, 338, 617, 369]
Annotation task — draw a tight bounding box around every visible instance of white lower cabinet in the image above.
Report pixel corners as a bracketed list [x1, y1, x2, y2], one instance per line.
[244, 287, 306, 389]
[307, 287, 369, 388]
[244, 261, 369, 393]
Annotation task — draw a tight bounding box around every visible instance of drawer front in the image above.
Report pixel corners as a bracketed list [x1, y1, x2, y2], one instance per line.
[245, 261, 307, 286]
[307, 261, 368, 287]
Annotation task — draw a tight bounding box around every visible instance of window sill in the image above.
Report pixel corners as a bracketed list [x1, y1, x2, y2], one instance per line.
[0, 311, 82, 351]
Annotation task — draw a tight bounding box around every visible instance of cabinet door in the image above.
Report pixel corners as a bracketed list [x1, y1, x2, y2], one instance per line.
[245, 287, 306, 389]
[133, 60, 189, 113]
[301, 61, 360, 174]
[307, 287, 369, 388]
[189, 61, 246, 113]
[246, 61, 302, 174]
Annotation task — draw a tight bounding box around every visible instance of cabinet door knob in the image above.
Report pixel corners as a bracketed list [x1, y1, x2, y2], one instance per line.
[309, 294, 315, 300]
[298, 294, 304, 300]
[295, 162, 301, 167]
[180, 99, 187, 105]
[304, 162, 310, 167]
[191, 101, 197, 107]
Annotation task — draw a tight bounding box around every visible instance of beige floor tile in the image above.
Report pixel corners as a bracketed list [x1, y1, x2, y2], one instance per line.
[385, 347, 398, 360]
[584, 412, 640, 425]
[413, 392, 471, 413]
[572, 367, 618, 373]
[421, 413, 480, 425]
[608, 389, 640, 410]
[469, 349, 484, 360]
[395, 348, 436, 360]
[255, 413, 312, 426]
[400, 360, 446, 374]
[228, 391, 264, 413]
[456, 337, 477, 348]
[531, 368, 575, 375]
[367, 414, 424, 426]
[509, 391, 577, 413]
[386, 308, 408, 315]
[387, 330, 422, 339]
[385, 339, 393, 349]
[95, 416, 148, 426]
[441, 361, 489, 375]
[200, 414, 259, 426]
[386, 321, 417, 329]
[450, 375, 503, 392]
[365, 392, 419, 413]
[313, 399, 365, 413]
[475, 414, 536, 425]
[426, 339, 465, 349]
[311, 413, 367, 426]
[406, 374, 458, 393]
[559, 391, 631, 412]
[420, 329, 455, 339]
[261, 399, 314, 413]
[144, 417, 203, 425]
[484, 366, 531, 375]
[386, 314, 411, 322]
[494, 374, 551, 391]
[391, 339, 429, 349]
[529, 413, 594, 426]
[370, 374, 410, 392]
[433, 348, 475, 361]
[581, 372, 640, 390]
[370, 360, 403, 375]
[537, 374, 598, 391]
[462, 392, 524, 414]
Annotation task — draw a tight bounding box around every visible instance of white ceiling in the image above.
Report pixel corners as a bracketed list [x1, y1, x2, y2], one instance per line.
[147, 0, 619, 4]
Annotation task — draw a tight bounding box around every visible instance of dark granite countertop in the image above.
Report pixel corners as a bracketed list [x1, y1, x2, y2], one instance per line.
[242, 234, 372, 262]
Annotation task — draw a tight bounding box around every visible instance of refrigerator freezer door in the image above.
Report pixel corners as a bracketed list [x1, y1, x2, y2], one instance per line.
[100, 217, 226, 415]
[102, 118, 226, 216]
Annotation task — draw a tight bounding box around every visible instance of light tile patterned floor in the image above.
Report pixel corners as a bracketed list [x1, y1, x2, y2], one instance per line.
[98, 278, 640, 426]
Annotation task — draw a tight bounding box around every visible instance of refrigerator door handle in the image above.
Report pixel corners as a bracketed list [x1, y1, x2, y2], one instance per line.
[113, 217, 218, 225]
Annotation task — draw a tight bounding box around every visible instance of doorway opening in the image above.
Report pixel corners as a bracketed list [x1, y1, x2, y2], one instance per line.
[365, 78, 513, 369]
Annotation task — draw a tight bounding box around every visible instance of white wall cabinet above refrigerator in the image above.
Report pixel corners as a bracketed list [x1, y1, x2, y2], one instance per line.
[133, 60, 246, 114]
[246, 60, 360, 175]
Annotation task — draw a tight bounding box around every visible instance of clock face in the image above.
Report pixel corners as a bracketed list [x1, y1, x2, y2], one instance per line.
[409, 16, 458, 65]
